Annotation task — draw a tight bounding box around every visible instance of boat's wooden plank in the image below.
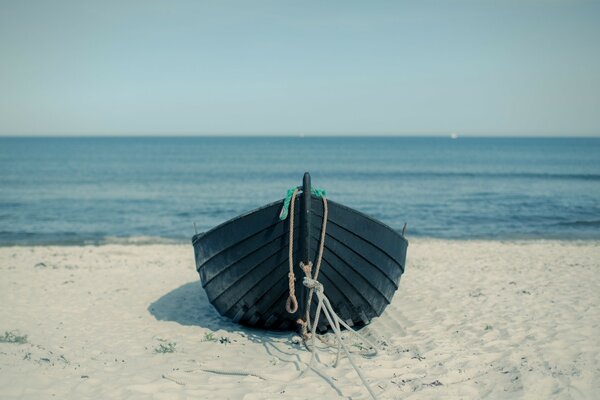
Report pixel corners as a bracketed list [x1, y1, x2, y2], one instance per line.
[312, 198, 408, 267]
[309, 217, 405, 280]
[253, 281, 298, 326]
[264, 313, 279, 329]
[208, 249, 292, 313]
[244, 236, 340, 320]
[319, 251, 388, 317]
[202, 229, 292, 299]
[220, 241, 310, 325]
[305, 272, 358, 324]
[253, 264, 361, 329]
[199, 224, 299, 285]
[241, 273, 297, 326]
[193, 198, 298, 265]
[232, 307, 247, 324]
[250, 233, 365, 326]
[247, 313, 260, 327]
[321, 258, 382, 318]
[310, 231, 399, 301]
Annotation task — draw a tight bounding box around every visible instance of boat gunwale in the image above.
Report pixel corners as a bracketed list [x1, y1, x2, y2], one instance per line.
[192, 195, 408, 248]
[192, 198, 285, 246]
[310, 195, 408, 246]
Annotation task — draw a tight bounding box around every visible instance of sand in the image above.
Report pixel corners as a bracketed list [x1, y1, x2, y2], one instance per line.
[1, 240, 599, 399]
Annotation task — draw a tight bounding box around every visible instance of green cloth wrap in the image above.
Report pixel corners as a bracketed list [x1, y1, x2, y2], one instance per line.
[278, 187, 327, 221]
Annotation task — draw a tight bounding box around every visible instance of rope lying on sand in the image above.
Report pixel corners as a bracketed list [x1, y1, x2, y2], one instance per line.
[300, 276, 379, 400]
[163, 367, 271, 385]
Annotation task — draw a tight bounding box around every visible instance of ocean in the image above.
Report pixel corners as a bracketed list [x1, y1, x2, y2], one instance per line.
[0, 137, 599, 245]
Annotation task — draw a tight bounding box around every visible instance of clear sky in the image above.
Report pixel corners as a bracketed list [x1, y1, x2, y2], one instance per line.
[1, 0, 599, 136]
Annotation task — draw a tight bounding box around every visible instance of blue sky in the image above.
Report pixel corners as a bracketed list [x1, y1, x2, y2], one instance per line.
[0, 1, 599, 136]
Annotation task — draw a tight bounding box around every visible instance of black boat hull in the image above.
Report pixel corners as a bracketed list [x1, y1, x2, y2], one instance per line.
[192, 182, 408, 331]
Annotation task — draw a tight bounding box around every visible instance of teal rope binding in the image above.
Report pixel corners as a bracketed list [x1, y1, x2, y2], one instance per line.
[279, 187, 326, 221]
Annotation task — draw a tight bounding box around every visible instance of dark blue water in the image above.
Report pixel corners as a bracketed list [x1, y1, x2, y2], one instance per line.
[0, 137, 599, 245]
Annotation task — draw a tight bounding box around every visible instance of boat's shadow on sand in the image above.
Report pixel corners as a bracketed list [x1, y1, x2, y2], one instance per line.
[148, 281, 349, 397]
[148, 281, 292, 344]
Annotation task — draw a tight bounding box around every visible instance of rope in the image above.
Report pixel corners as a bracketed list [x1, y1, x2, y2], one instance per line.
[285, 188, 300, 313]
[285, 190, 328, 317]
[191, 366, 270, 380]
[303, 196, 328, 331]
[301, 277, 379, 400]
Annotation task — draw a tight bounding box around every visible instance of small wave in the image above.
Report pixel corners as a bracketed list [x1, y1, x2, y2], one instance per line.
[328, 171, 600, 181]
[0, 232, 188, 246]
[554, 220, 600, 228]
[96, 236, 185, 245]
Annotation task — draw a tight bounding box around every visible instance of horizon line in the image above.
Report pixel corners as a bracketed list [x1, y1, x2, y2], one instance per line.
[1, 133, 599, 139]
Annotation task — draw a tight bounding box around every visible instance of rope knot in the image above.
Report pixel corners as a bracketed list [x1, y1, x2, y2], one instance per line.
[296, 318, 310, 340]
[302, 277, 323, 292]
[300, 261, 313, 276]
[287, 272, 296, 282]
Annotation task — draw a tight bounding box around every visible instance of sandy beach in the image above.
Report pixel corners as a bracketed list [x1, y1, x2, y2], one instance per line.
[1, 240, 599, 399]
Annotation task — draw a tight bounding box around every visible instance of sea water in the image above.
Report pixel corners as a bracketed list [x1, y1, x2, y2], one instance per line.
[0, 136, 599, 245]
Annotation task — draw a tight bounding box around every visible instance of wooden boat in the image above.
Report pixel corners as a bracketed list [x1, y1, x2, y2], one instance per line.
[192, 173, 408, 331]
